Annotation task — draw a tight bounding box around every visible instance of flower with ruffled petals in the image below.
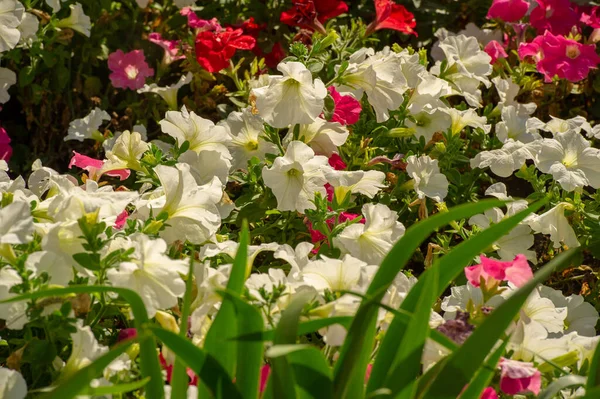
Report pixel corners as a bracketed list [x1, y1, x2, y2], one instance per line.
[280, 0, 346, 33]
[484, 40, 508, 64]
[581, 6, 600, 28]
[108, 50, 154, 90]
[195, 28, 255, 73]
[538, 33, 600, 82]
[464, 254, 533, 289]
[148, 32, 185, 65]
[328, 86, 362, 125]
[486, 0, 529, 22]
[68, 151, 130, 181]
[365, 0, 417, 36]
[0, 367, 27, 399]
[498, 358, 542, 395]
[180, 7, 221, 31]
[530, 0, 579, 35]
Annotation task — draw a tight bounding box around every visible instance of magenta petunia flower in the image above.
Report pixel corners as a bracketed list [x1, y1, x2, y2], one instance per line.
[484, 40, 508, 64]
[69, 151, 130, 181]
[486, 0, 529, 22]
[530, 0, 579, 35]
[464, 254, 533, 289]
[581, 6, 600, 28]
[148, 33, 185, 65]
[0, 126, 12, 161]
[499, 358, 542, 395]
[180, 7, 222, 31]
[107, 49, 154, 90]
[328, 153, 347, 170]
[328, 86, 362, 125]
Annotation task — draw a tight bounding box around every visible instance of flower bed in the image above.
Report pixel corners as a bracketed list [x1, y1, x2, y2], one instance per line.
[1, 0, 600, 398]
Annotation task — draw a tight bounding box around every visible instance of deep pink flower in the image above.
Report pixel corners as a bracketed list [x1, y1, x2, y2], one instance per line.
[328, 153, 347, 170]
[180, 7, 222, 31]
[260, 365, 270, 393]
[108, 50, 154, 90]
[581, 6, 600, 28]
[68, 151, 130, 181]
[486, 0, 529, 22]
[365, 0, 417, 36]
[117, 328, 137, 342]
[148, 32, 185, 65]
[115, 210, 129, 230]
[195, 28, 256, 73]
[522, 32, 600, 82]
[530, 0, 579, 35]
[328, 87, 362, 125]
[480, 387, 499, 399]
[0, 126, 12, 161]
[464, 254, 533, 289]
[484, 40, 508, 64]
[499, 358, 542, 395]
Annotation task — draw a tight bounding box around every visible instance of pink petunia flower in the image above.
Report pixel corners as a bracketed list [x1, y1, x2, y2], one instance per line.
[530, 0, 579, 35]
[69, 151, 130, 181]
[108, 50, 154, 90]
[180, 7, 222, 31]
[486, 0, 529, 22]
[148, 33, 185, 65]
[484, 40, 508, 64]
[499, 358, 542, 395]
[328, 153, 347, 170]
[328, 86, 362, 125]
[0, 126, 12, 161]
[480, 387, 499, 399]
[114, 210, 129, 230]
[581, 6, 600, 28]
[521, 32, 600, 82]
[464, 254, 533, 289]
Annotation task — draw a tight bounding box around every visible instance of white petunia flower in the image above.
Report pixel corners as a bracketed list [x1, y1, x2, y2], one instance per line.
[0, 0, 23, 53]
[55, 3, 91, 37]
[519, 288, 568, 334]
[262, 141, 329, 213]
[274, 242, 314, 281]
[568, 334, 600, 369]
[441, 283, 487, 320]
[17, 11, 37, 45]
[252, 61, 327, 128]
[102, 124, 147, 152]
[136, 164, 222, 244]
[405, 73, 452, 141]
[432, 23, 502, 61]
[45, 0, 66, 13]
[284, 118, 349, 156]
[533, 130, 600, 192]
[64, 108, 110, 142]
[0, 367, 27, 399]
[26, 250, 73, 286]
[224, 108, 278, 170]
[138, 73, 192, 110]
[101, 130, 149, 173]
[432, 35, 492, 107]
[334, 203, 405, 265]
[0, 201, 34, 244]
[324, 169, 386, 199]
[337, 47, 407, 122]
[62, 320, 108, 377]
[300, 254, 367, 293]
[470, 139, 540, 178]
[496, 105, 540, 144]
[492, 76, 537, 114]
[0, 267, 28, 329]
[107, 234, 187, 318]
[528, 203, 579, 249]
[160, 105, 231, 157]
[539, 286, 600, 337]
[444, 108, 490, 135]
[509, 318, 571, 362]
[529, 115, 593, 137]
[0, 67, 17, 104]
[179, 150, 231, 186]
[406, 155, 449, 202]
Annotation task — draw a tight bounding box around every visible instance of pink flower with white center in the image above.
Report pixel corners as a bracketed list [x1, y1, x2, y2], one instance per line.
[69, 151, 130, 181]
[108, 50, 154, 90]
[148, 33, 186, 65]
[530, 0, 579, 35]
[498, 358, 542, 395]
[484, 40, 508, 64]
[464, 254, 533, 289]
[328, 86, 362, 125]
[486, 0, 529, 22]
[180, 7, 222, 31]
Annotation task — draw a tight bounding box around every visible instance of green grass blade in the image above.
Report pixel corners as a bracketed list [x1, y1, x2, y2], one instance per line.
[423, 248, 579, 399]
[333, 199, 506, 398]
[539, 375, 587, 399]
[202, 222, 250, 382]
[586, 336, 600, 391]
[288, 347, 333, 399]
[384, 266, 438, 398]
[231, 316, 354, 342]
[367, 199, 544, 393]
[81, 377, 150, 395]
[149, 325, 242, 399]
[1, 286, 164, 399]
[43, 339, 135, 399]
[454, 339, 508, 399]
[171, 256, 196, 398]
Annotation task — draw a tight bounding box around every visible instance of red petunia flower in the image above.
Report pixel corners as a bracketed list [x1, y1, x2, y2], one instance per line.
[280, 0, 328, 34]
[315, 0, 349, 22]
[365, 0, 417, 37]
[195, 28, 256, 73]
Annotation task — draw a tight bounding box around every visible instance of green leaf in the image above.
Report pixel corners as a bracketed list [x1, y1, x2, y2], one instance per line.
[334, 199, 506, 398]
[539, 375, 587, 399]
[423, 248, 579, 399]
[455, 339, 508, 399]
[384, 266, 438, 398]
[266, 344, 313, 358]
[288, 346, 333, 399]
[587, 333, 600, 391]
[149, 325, 242, 399]
[202, 222, 250, 384]
[368, 199, 545, 393]
[231, 316, 353, 342]
[72, 253, 101, 271]
[81, 377, 151, 395]
[43, 339, 136, 399]
[1, 286, 164, 399]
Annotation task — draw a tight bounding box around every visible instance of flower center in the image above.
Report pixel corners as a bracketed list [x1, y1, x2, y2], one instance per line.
[287, 168, 301, 178]
[562, 151, 578, 168]
[125, 65, 139, 80]
[244, 140, 259, 151]
[565, 44, 580, 59]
